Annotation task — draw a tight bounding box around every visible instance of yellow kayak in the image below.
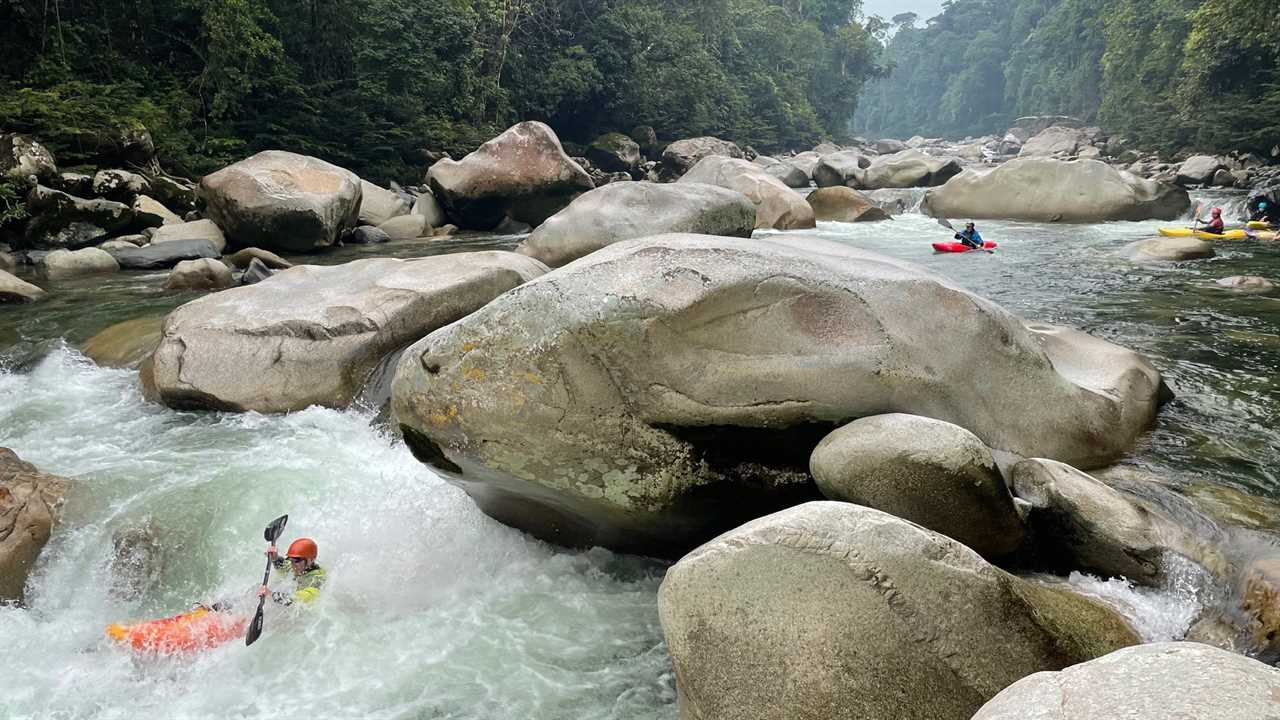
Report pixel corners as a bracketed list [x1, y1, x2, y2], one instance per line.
[1158, 227, 1248, 240]
[1247, 221, 1273, 230]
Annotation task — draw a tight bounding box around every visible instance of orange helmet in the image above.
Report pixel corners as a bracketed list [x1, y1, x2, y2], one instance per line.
[286, 538, 318, 561]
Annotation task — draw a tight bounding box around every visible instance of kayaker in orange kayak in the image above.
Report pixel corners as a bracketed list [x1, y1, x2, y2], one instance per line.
[258, 537, 326, 606]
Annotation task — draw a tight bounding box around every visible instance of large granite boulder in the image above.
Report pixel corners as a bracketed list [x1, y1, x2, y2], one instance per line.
[427, 122, 594, 230]
[391, 235, 1166, 555]
[659, 502, 1139, 720]
[0, 270, 45, 304]
[143, 253, 548, 413]
[677, 157, 815, 230]
[23, 185, 135, 249]
[358, 180, 411, 226]
[660, 137, 744, 181]
[1, 448, 71, 602]
[1, 134, 57, 187]
[1176, 155, 1227, 186]
[810, 414, 1024, 558]
[38, 247, 119, 280]
[971, 643, 1280, 720]
[92, 169, 150, 202]
[812, 150, 872, 188]
[1010, 458, 1228, 584]
[806, 186, 891, 222]
[377, 214, 430, 241]
[199, 150, 362, 252]
[1019, 127, 1088, 157]
[788, 151, 823, 180]
[858, 149, 962, 189]
[147, 175, 198, 213]
[516, 182, 755, 268]
[411, 189, 448, 228]
[922, 158, 1189, 222]
[587, 133, 642, 174]
[763, 162, 810, 189]
[110, 239, 220, 270]
[150, 219, 227, 254]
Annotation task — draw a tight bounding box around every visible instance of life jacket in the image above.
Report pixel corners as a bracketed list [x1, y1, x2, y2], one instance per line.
[272, 560, 326, 605]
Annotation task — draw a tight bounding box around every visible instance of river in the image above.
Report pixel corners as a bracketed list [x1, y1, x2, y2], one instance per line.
[2, 190, 1276, 719]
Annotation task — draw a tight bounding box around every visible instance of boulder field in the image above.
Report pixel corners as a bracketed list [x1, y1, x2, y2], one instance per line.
[142, 252, 548, 413]
[658, 502, 1139, 720]
[922, 157, 1189, 222]
[391, 234, 1167, 555]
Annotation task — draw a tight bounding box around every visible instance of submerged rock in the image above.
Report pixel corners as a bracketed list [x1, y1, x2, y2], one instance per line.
[1215, 275, 1274, 293]
[81, 316, 165, 369]
[143, 253, 548, 413]
[810, 414, 1024, 558]
[0, 448, 71, 603]
[200, 150, 362, 252]
[677, 157, 815, 230]
[1126, 237, 1215, 262]
[38, 247, 119, 280]
[971, 642, 1279, 720]
[923, 158, 1189, 222]
[659, 502, 1139, 720]
[164, 258, 234, 291]
[517, 181, 756, 268]
[391, 234, 1166, 555]
[427, 122, 593, 230]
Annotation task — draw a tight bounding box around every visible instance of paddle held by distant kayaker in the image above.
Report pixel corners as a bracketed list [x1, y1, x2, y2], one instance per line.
[955, 222, 984, 249]
[259, 537, 326, 605]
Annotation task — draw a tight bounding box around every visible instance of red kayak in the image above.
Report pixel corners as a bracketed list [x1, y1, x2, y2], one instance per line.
[932, 241, 997, 253]
[106, 607, 247, 654]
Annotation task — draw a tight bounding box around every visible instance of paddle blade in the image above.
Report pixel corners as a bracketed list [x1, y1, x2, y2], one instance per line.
[245, 599, 266, 646]
[264, 514, 288, 543]
[935, 217, 955, 231]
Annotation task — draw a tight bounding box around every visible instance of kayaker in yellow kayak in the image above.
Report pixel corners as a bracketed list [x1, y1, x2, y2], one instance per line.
[258, 537, 326, 606]
[1201, 207, 1226, 235]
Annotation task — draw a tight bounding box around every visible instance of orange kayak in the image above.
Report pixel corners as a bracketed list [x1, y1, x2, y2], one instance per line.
[106, 608, 246, 654]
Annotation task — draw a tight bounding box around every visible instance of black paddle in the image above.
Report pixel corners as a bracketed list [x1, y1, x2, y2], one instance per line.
[936, 217, 993, 253]
[246, 514, 288, 646]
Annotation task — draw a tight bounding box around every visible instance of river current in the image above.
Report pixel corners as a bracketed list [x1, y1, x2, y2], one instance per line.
[2, 191, 1277, 719]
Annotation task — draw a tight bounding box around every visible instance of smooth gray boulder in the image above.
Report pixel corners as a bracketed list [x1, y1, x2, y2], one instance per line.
[859, 149, 962, 189]
[1010, 458, 1228, 584]
[788, 151, 822, 180]
[1126, 237, 1215, 262]
[764, 162, 810, 188]
[110, 239, 220, 270]
[660, 136, 744, 180]
[150, 219, 227, 254]
[39, 247, 119, 280]
[411, 189, 448, 228]
[806, 186, 891, 222]
[199, 150, 362, 252]
[1019, 127, 1088, 157]
[1176, 155, 1227, 186]
[143, 253, 548, 413]
[226, 247, 291, 270]
[812, 150, 872, 188]
[0, 448, 71, 603]
[131, 195, 183, 227]
[1215, 275, 1275, 292]
[163, 258, 234, 291]
[1, 134, 57, 187]
[81, 316, 165, 369]
[377, 214, 430, 241]
[391, 235, 1166, 555]
[427, 121, 593, 230]
[358, 180, 411, 226]
[516, 181, 756, 268]
[873, 137, 908, 154]
[0, 269, 45, 304]
[659, 502, 1139, 720]
[971, 642, 1280, 720]
[922, 158, 1189, 222]
[587, 133, 642, 173]
[239, 257, 275, 286]
[678, 157, 815, 230]
[348, 225, 391, 244]
[810, 414, 1024, 557]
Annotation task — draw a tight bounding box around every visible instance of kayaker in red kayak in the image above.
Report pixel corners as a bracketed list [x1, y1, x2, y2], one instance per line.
[955, 222, 985, 249]
[259, 537, 326, 606]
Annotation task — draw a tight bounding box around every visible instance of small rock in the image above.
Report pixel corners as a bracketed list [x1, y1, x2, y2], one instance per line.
[377, 214, 430, 240]
[493, 217, 532, 235]
[358, 179, 411, 226]
[132, 195, 183, 227]
[0, 252, 15, 274]
[1215, 275, 1274, 293]
[348, 226, 391, 244]
[240, 257, 275, 286]
[98, 239, 141, 253]
[0, 269, 46, 304]
[411, 189, 448, 228]
[433, 224, 459, 237]
[111, 239, 220, 270]
[164, 258, 234, 291]
[150, 219, 227, 254]
[92, 169, 150, 202]
[226, 247, 292, 270]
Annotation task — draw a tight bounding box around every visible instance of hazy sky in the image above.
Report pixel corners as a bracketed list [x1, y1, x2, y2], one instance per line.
[862, 0, 947, 22]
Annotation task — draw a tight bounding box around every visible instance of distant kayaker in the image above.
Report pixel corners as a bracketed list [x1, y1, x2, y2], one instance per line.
[258, 537, 326, 605]
[1202, 207, 1225, 235]
[955, 222, 984, 249]
[1250, 196, 1276, 224]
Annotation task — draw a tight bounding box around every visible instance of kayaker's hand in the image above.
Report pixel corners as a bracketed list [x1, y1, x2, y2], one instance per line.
[266, 545, 278, 562]
[258, 585, 270, 598]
